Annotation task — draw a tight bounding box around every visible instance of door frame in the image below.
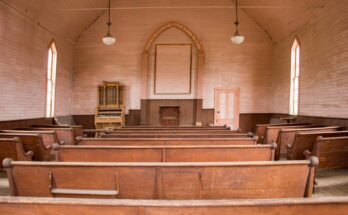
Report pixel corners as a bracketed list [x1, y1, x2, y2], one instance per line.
[214, 87, 240, 129]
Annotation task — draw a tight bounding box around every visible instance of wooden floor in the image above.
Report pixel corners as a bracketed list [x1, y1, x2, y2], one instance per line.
[1, 168, 348, 197]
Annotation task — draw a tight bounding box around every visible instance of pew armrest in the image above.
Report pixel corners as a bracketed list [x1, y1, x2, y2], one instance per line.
[303, 150, 312, 159]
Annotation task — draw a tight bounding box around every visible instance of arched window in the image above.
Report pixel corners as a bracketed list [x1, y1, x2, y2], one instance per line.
[289, 39, 300, 115]
[46, 41, 57, 117]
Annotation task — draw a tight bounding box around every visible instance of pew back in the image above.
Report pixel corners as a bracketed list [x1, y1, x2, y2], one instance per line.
[28, 128, 76, 145]
[32, 124, 83, 138]
[0, 138, 32, 168]
[1, 130, 60, 148]
[54, 144, 276, 162]
[264, 125, 319, 145]
[287, 131, 348, 160]
[305, 136, 348, 169]
[100, 133, 252, 139]
[255, 123, 308, 144]
[3, 158, 317, 199]
[0, 134, 50, 161]
[77, 137, 258, 146]
[275, 126, 341, 160]
[1, 197, 348, 215]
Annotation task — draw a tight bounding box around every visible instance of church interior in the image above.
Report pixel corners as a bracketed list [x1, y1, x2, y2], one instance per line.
[0, 0, 348, 214]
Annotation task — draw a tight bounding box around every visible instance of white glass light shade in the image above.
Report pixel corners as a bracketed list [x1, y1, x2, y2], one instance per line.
[230, 35, 245, 45]
[102, 35, 116, 46]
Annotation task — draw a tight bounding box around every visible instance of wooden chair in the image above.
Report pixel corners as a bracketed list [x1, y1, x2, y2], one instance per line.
[287, 131, 348, 160]
[0, 138, 33, 168]
[3, 157, 317, 199]
[304, 136, 348, 169]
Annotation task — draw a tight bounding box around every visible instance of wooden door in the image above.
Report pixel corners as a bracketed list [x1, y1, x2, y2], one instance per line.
[214, 88, 240, 129]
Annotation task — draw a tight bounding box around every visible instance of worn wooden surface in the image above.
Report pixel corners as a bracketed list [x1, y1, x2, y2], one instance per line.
[4, 160, 315, 199]
[1, 196, 348, 215]
[77, 137, 257, 146]
[55, 144, 275, 162]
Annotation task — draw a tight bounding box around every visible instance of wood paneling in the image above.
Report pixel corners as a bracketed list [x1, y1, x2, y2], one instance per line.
[271, 1, 348, 117]
[0, 118, 54, 130]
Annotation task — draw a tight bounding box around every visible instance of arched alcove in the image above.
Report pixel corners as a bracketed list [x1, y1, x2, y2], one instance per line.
[140, 21, 205, 100]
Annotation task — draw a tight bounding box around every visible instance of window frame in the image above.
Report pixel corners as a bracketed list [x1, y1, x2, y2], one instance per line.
[289, 38, 300, 115]
[46, 40, 57, 118]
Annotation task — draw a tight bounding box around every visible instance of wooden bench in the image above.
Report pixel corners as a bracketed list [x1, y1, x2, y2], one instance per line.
[53, 143, 276, 162]
[304, 136, 348, 170]
[0, 134, 52, 161]
[0, 138, 33, 168]
[114, 125, 230, 130]
[76, 136, 258, 146]
[100, 132, 253, 139]
[3, 157, 317, 199]
[255, 123, 308, 144]
[1, 130, 62, 148]
[25, 127, 76, 145]
[275, 126, 341, 160]
[287, 131, 348, 160]
[32, 125, 83, 142]
[1, 196, 348, 215]
[263, 125, 321, 145]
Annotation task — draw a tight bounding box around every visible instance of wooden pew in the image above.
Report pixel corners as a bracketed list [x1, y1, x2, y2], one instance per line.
[0, 130, 62, 148]
[287, 131, 348, 160]
[32, 124, 83, 141]
[76, 136, 258, 146]
[3, 158, 317, 199]
[304, 136, 348, 169]
[275, 126, 341, 160]
[1, 196, 348, 215]
[115, 125, 229, 130]
[53, 143, 277, 162]
[255, 123, 308, 144]
[0, 138, 33, 168]
[25, 127, 76, 145]
[263, 125, 321, 145]
[100, 132, 252, 139]
[0, 134, 52, 161]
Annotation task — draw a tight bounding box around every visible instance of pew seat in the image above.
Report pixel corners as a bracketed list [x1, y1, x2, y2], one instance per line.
[304, 136, 348, 170]
[0, 138, 33, 168]
[53, 143, 276, 162]
[0, 133, 52, 161]
[76, 137, 258, 146]
[3, 158, 317, 199]
[1, 196, 348, 215]
[287, 131, 348, 160]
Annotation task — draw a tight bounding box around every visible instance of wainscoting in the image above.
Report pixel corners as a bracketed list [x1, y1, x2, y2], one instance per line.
[0, 117, 54, 130]
[1, 114, 347, 133]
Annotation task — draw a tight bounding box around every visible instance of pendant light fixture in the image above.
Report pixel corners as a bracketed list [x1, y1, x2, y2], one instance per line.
[230, 0, 245, 45]
[102, 0, 116, 45]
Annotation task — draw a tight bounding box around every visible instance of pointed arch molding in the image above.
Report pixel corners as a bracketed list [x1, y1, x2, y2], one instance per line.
[143, 21, 204, 54]
[141, 21, 205, 101]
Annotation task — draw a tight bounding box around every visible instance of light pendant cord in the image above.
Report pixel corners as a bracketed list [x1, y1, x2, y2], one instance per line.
[234, 0, 239, 34]
[107, 0, 112, 34]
